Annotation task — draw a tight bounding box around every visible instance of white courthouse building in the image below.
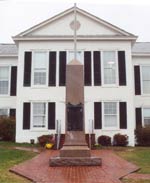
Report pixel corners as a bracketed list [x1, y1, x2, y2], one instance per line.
[0, 7, 150, 146]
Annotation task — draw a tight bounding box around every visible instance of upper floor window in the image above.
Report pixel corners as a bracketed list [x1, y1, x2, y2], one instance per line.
[0, 66, 9, 95]
[32, 102, 47, 128]
[143, 108, 150, 126]
[103, 51, 117, 85]
[103, 102, 118, 129]
[68, 51, 83, 64]
[142, 66, 150, 94]
[32, 52, 48, 86]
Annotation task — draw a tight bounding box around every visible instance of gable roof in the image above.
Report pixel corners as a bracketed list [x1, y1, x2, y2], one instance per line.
[132, 42, 150, 56]
[13, 6, 137, 41]
[0, 44, 17, 57]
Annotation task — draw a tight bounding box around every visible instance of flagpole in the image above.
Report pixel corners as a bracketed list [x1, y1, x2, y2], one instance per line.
[74, 3, 77, 60]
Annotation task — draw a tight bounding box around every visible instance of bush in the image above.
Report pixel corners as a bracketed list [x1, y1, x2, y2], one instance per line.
[97, 135, 111, 146]
[38, 134, 55, 147]
[135, 126, 150, 146]
[113, 133, 128, 146]
[0, 117, 16, 141]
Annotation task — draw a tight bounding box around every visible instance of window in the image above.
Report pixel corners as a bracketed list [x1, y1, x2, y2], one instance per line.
[0, 109, 8, 117]
[103, 102, 118, 128]
[103, 51, 117, 85]
[0, 66, 9, 95]
[32, 103, 46, 128]
[68, 51, 83, 64]
[142, 66, 150, 94]
[33, 52, 47, 86]
[143, 108, 150, 126]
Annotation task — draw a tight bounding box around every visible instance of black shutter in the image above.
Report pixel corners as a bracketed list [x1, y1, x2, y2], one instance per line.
[59, 51, 66, 86]
[134, 66, 141, 95]
[24, 52, 32, 86]
[10, 66, 17, 96]
[23, 103, 30, 129]
[94, 51, 101, 86]
[84, 51, 92, 86]
[94, 102, 102, 129]
[119, 102, 127, 129]
[49, 52, 56, 86]
[48, 103, 55, 129]
[118, 51, 126, 86]
[136, 108, 142, 128]
[10, 109, 16, 118]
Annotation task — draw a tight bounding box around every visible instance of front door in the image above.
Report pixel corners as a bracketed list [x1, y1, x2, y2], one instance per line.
[67, 104, 83, 131]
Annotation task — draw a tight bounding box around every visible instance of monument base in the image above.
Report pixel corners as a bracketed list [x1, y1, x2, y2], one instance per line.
[50, 156, 102, 166]
[49, 131, 102, 166]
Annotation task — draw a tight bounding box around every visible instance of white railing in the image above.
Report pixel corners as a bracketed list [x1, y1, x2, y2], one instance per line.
[56, 119, 61, 150]
[88, 119, 94, 149]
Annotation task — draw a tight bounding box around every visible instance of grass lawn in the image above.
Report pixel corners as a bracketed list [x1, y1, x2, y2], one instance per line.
[113, 147, 150, 183]
[0, 142, 37, 183]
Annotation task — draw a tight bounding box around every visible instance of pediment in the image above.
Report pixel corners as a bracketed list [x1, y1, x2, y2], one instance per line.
[14, 7, 136, 39]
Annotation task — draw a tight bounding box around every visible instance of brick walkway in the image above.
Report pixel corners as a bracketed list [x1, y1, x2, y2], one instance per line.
[10, 150, 139, 183]
[125, 173, 150, 180]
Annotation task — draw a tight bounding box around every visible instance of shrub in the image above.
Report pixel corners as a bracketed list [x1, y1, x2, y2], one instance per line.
[38, 134, 55, 147]
[0, 117, 16, 141]
[97, 135, 111, 146]
[113, 133, 128, 146]
[135, 126, 150, 146]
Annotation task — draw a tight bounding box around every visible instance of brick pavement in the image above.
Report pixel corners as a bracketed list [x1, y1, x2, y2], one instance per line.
[10, 150, 139, 183]
[125, 173, 150, 180]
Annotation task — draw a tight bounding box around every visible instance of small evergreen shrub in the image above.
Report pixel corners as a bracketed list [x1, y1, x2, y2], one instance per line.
[135, 126, 150, 146]
[97, 135, 111, 146]
[38, 134, 55, 147]
[113, 133, 128, 146]
[0, 117, 16, 141]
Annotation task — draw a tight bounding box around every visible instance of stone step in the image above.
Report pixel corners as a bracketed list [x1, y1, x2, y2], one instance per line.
[60, 146, 91, 157]
[50, 156, 102, 166]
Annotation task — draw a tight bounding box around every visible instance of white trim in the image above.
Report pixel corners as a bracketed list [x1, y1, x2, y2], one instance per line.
[13, 36, 137, 41]
[67, 50, 83, 64]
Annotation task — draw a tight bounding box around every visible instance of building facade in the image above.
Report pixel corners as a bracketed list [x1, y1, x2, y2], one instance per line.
[0, 7, 150, 146]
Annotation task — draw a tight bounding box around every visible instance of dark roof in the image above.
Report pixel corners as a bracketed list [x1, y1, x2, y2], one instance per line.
[0, 42, 150, 56]
[132, 42, 150, 53]
[0, 44, 18, 56]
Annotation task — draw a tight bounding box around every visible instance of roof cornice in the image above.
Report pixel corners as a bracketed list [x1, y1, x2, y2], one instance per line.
[13, 35, 137, 41]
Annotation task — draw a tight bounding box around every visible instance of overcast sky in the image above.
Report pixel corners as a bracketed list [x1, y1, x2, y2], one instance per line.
[0, 0, 150, 43]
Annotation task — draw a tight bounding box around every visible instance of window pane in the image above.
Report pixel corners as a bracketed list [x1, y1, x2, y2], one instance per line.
[143, 108, 150, 117]
[34, 52, 47, 69]
[68, 51, 82, 63]
[142, 66, 150, 94]
[104, 102, 117, 128]
[104, 115, 117, 127]
[104, 102, 117, 114]
[34, 72, 46, 85]
[144, 118, 150, 126]
[0, 67, 9, 80]
[143, 108, 150, 126]
[103, 51, 116, 84]
[33, 52, 47, 85]
[0, 109, 8, 116]
[0, 67, 9, 95]
[0, 81, 9, 94]
[33, 103, 46, 128]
